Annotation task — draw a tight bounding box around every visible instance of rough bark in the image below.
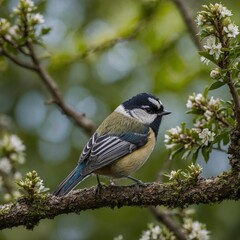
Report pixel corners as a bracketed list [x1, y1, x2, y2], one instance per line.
[1, 170, 240, 230]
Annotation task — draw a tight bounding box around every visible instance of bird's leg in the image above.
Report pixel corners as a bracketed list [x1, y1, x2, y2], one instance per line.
[127, 176, 146, 187]
[95, 175, 102, 195]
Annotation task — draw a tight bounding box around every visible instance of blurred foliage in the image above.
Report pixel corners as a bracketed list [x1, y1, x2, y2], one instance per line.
[0, 0, 240, 239]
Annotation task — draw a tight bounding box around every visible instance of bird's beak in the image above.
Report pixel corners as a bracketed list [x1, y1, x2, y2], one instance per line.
[158, 110, 171, 116]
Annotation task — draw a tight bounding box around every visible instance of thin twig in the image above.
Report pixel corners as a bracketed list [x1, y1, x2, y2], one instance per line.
[62, 13, 149, 66]
[172, 0, 203, 51]
[26, 41, 96, 135]
[150, 207, 187, 240]
[212, 147, 227, 153]
[226, 72, 240, 126]
[2, 35, 30, 56]
[1, 43, 95, 134]
[215, 15, 240, 128]
[0, 49, 37, 71]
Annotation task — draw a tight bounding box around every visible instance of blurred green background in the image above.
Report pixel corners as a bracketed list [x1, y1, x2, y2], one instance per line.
[1, 0, 240, 239]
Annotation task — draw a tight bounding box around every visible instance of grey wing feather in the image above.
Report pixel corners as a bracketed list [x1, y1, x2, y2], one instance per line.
[78, 132, 98, 163]
[78, 131, 148, 174]
[86, 135, 137, 172]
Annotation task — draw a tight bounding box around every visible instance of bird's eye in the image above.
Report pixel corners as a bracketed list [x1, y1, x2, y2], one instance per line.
[145, 108, 153, 113]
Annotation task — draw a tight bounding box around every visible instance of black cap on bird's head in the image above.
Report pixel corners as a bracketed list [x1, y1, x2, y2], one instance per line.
[121, 93, 171, 137]
[122, 93, 171, 116]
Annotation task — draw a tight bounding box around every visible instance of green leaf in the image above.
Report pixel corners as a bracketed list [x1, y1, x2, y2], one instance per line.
[182, 150, 191, 160]
[202, 147, 210, 162]
[222, 132, 230, 145]
[169, 146, 184, 160]
[186, 109, 203, 115]
[192, 148, 200, 163]
[209, 80, 226, 90]
[181, 122, 186, 132]
[41, 27, 51, 35]
[203, 87, 209, 98]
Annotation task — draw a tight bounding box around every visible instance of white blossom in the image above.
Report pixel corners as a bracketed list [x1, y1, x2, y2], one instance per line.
[168, 126, 182, 135]
[139, 230, 150, 240]
[168, 170, 177, 180]
[13, 0, 35, 14]
[223, 23, 239, 38]
[0, 18, 10, 33]
[151, 225, 161, 239]
[12, 7, 20, 14]
[204, 110, 213, 121]
[32, 13, 45, 24]
[14, 172, 22, 180]
[218, 4, 232, 18]
[194, 119, 207, 128]
[21, 0, 35, 11]
[210, 69, 220, 79]
[186, 99, 193, 109]
[203, 36, 222, 60]
[165, 126, 183, 149]
[164, 134, 170, 142]
[35, 179, 45, 193]
[196, 14, 205, 26]
[196, 229, 210, 240]
[184, 220, 210, 240]
[0, 158, 12, 174]
[195, 93, 204, 102]
[24, 0, 34, 7]
[198, 128, 215, 146]
[188, 221, 209, 240]
[200, 56, 210, 65]
[113, 235, 123, 240]
[9, 135, 26, 152]
[208, 97, 220, 107]
[8, 25, 19, 36]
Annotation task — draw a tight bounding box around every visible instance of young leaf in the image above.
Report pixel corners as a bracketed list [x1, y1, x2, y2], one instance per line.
[192, 148, 200, 163]
[202, 147, 210, 162]
[41, 27, 51, 35]
[209, 80, 226, 90]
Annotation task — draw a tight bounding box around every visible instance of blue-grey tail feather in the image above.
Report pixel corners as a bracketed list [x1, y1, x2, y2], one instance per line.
[53, 164, 87, 196]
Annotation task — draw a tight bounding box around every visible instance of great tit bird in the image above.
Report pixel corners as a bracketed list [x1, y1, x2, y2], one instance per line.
[54, 93, 170, 196]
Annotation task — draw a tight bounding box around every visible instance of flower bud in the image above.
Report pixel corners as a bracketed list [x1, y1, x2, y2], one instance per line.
[210, 68, 221, 79]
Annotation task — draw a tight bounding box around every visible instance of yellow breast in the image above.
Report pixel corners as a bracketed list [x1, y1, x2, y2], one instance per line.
[95, 128, 156, 178]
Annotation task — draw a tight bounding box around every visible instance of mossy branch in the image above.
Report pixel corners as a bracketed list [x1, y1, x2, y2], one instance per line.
[1, 170, 240, 230]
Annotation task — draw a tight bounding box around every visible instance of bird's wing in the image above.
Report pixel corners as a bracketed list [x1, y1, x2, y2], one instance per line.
[78, 129, 149, 174]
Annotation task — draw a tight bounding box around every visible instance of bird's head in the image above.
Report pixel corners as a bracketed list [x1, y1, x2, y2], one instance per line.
[115, 93, 171, 126]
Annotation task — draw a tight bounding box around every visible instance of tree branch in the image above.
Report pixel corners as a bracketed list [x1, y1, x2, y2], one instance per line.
[28, 42, 96, 135]
[0, 49, 37, 71]
[226, 72, 240, 127]
[172, 0, 203, 51]
[57, 2, 158, 67]
[150, 207, 187, 240]
[1, 170, 240, 230]
[1, 43, 96, 134]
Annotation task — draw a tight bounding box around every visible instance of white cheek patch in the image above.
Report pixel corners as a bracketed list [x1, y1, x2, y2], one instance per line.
[148, 97, 161, 109]
[131, 108, 157, 124]
[115, 105, 130, 117]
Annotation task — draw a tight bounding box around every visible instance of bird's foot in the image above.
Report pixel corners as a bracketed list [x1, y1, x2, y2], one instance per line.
[127, 176, 147, 187]
[95, 175, 103, 195]
[95, 183, 103, 195]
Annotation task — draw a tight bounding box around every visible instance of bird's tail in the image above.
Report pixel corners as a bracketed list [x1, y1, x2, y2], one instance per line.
[53, 164, 88, 196]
